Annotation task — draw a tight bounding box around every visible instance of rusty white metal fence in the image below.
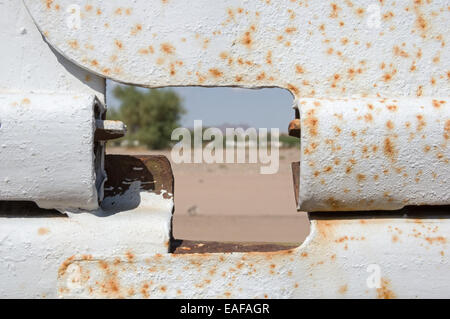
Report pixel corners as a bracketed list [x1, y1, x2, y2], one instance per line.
[0, 0, 448, 298]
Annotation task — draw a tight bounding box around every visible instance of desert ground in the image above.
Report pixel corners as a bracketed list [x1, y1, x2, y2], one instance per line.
[107, 147, 310, 244]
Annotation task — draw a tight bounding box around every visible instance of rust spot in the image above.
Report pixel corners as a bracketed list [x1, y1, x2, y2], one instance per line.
[335, 236, 349, 243]
[386, 104, 398, 112]
[416, 85, 423, 97]
[285, 27, 297, 34]
[415, 14, 428, 35]
[161, 43, 175, 54]
[433, 99, 445, 108]
[103, 277, 120, 295]
[125, 250, 135, 262]
[444, 120, 450, 140]
[326, 197, 342, 210]
[377, 278, 396, 299]
[382, 73, 392, 82]
[45, 0, 53, 9]
[338, 285, 348, 294]
[392, 234, 399, 243]
[138, 48, 150, 55]
[386, 120, 394, 130]
[68, 40, 79, 49]
[393, 46, 409, 58]
[241, 28, 255, 48]
[209, 68, 223, 78]
[364, 113, 373, 122]
[287, 84, 299, 95]
[227, 8, 235, 20]
[266, 51, 272, 65]
[98, 260, 108, 270]
[58, 255, 75, 277]
[356, 174, 366, 182]
[304, 111, 318, 137]
[169, 63, 176, 76]
[383, 11, 394, 20]
[330, 3, 341, 18]
[37, 227, 49, 235]
[294, 65, 305, 74]
[256, 72, 266, 80]
[131, 24, 143, 35]
[425, 236, 446, 245]
[383, 138, 397, 162]
[416, 115, 426, 131]
[114, 40, 123, 50]
[219, 51, 229, 60]
[140, 283, 150, 298]
[433, 55, 440, 64]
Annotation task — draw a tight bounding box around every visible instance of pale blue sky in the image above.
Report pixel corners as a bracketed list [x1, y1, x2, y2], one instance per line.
[106, 81, 294, 132]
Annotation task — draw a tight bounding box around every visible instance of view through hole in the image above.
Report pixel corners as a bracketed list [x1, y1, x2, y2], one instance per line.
[106, 81, 309, 245]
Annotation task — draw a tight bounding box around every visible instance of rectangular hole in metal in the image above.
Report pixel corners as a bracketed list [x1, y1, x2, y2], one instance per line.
[105, 81, 308, 252]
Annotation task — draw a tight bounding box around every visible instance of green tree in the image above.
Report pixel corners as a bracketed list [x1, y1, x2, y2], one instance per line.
[109, 86, 186, 149]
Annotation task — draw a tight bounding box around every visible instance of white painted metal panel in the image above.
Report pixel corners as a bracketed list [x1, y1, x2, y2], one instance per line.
[298, 97, 450, 211]
[0, 93, 100, 211]
[0, 190, 173, 298]
[23, 0, 449, 98]
[0, 0, 446, 300]
[56, 213, 450, 299]
[0, 0, 105, 100]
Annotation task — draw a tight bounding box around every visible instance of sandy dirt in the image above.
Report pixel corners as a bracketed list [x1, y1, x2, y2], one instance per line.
[107, 147, 310, 244]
